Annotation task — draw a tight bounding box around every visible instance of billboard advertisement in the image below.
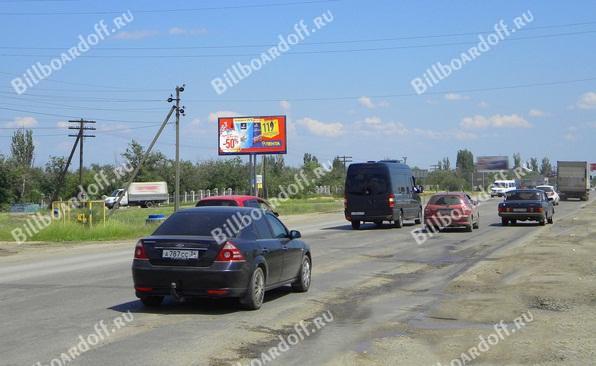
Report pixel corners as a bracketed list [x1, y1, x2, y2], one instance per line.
[476, 156, 509, 172]
[591, 163, 596, 172]
[218, 115, 287, 155]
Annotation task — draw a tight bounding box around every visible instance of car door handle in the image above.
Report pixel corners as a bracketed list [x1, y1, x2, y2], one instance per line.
[282, 246, 288, 251]
[261, 248, 270, 254]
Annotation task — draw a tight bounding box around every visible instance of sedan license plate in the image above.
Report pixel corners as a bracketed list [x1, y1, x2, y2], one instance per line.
[162, 249, 199, 260]
[438, 209, 452, 216]
[351, 212, 364, 216]
[513, 208, 527, 212]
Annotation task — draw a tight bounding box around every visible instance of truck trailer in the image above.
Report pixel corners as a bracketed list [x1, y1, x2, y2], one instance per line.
[105, 181, 169, 209]
[557, 161, 590, 201]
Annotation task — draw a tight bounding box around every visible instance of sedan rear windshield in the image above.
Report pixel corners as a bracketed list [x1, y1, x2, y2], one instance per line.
[346, 170, 388, 195]
[506, 191, 542, 201]
[428, 195, 462, 205]
[196, 200, 238, 207]
[153, 211, 238, 236]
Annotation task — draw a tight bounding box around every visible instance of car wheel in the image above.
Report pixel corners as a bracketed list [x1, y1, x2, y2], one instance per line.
[465, 217, 473, 232]
[292, 256, 311, 293]
[351, 220, 361, 230]
[548, 215, 554, 224]
[414, 209, 422, 225]
[241, 267, 265, 310]
[393, 211, 403, 228]
[140, 296, 163, 307]
[145, 201, 154, 208]
[374, 220, 383, 228]
[511, 219, 517, 225]
[501, 218, 508, 226]
[473, 215, 479, 229]
[539, 218, 546, 226]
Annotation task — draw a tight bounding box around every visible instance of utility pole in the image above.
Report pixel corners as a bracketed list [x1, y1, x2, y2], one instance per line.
[168, 85, 185, 211]
[402, 156, 408, 164]
[68, 119, 95, 195]
[336, 155, 353, 170]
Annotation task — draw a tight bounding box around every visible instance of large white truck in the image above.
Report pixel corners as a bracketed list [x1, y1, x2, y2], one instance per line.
[105, 182, 169, 209]
[557, 161, 590, 201]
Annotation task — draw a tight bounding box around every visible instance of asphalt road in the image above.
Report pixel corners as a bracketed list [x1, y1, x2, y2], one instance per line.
[0, 197, 590, 366]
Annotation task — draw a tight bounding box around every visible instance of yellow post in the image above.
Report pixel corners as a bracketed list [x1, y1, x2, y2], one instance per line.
[89, 201, 93, 228]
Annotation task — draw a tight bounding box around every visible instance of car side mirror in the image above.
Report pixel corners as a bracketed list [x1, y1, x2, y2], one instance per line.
[547, 197, 554, 201]
[414, 185, 424, 193]
[273, 211, 280, 217]
[289, 230, 301, 239]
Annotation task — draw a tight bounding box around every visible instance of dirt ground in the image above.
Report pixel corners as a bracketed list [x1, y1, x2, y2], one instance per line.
[330, 200, 596, 366]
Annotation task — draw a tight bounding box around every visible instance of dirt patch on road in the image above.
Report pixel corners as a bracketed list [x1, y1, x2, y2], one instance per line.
[330, 201, 596, 365]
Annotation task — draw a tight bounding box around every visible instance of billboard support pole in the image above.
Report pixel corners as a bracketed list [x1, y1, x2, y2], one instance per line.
[263, 155, 268, 199]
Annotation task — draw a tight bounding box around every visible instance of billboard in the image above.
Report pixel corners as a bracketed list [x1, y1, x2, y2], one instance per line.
[218, 115, 287, 155]
[591, 163, 596, 172]
[476, 156, 509, 172]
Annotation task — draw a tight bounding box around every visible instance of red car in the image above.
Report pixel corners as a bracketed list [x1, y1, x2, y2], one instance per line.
[424, 192, 479, 232]
[196, 195, 278, 215]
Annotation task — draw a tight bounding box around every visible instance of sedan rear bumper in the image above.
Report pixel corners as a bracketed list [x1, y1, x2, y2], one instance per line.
[498, 212, 546, 221]
[132, 259, 250, 298]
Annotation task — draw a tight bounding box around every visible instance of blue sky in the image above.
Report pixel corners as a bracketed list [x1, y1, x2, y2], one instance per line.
[0, 0, 595, 169]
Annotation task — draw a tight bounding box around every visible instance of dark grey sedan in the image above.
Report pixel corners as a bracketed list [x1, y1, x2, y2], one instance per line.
[498, 189, 555, 226]
[132, 207, 311, 310]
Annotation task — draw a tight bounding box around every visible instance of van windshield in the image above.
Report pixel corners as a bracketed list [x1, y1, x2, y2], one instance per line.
[346, 170, 388, 195]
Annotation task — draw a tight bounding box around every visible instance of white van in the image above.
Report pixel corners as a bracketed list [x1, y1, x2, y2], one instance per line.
[490, 180, 518, 197]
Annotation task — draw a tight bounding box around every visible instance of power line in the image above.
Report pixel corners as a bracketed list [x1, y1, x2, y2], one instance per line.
[0, 0, 340, 15]
[0, 106, 168, 123]
[2, 29, 595, 58]
[2, 20, 596, 50]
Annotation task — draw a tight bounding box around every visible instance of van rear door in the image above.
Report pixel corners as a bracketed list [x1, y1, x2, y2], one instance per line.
[345, 166, 390, 218]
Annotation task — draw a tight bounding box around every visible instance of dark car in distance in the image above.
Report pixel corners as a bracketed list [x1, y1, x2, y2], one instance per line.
[344, 160, 423, 229]
[498, 189, 554, 226]
[132, 207, 311, 310]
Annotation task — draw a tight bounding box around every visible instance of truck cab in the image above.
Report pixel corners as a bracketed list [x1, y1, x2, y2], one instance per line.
[105, 189, 128, 209]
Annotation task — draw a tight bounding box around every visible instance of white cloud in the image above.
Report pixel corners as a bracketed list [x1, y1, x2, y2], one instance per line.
[280, 100, 291, 110]
[208, 111, 241, 123]
[359, 116, 407, 135]
[460, 114, 531, 129]
[444, 93, 470, 101]
[297, 117, 344, 137]
[168, 27, 208, 36]
[412, 128, 477, 141]
[478, 101, 489, 108]
[528, 109, 547, 117]
[114, 30, 159, 40]
[577, 92, 596, 109]
[358, 96, 389, 109]
[56, 121, 69, 128]
[5, 116, 38, 128]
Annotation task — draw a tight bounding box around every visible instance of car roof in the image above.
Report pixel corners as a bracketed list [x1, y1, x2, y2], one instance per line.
[177, 206, 259, 214]
[198, 195, 260, 202]
[431, 192, 467, 196]
[536, 185, 553, 188]
[509, 189, 543, 193]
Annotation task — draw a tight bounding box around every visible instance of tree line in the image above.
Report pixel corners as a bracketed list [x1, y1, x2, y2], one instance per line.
[0, 130, 347, 209]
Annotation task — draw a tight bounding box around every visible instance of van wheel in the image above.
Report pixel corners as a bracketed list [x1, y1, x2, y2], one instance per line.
[145, 201, 154, 208]
[393, 211, 403, 228]
[414, 209, 422, 225]
[351, 220, 361, 230]
[501, 218, 508, 226]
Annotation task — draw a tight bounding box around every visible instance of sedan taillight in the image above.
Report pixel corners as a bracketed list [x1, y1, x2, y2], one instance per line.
[215, 242, 246, 262]
[134, 240, 148, 260]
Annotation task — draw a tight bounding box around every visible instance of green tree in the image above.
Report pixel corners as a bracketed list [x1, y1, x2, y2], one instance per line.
[441, 157, 451, 171]
[540, 157, 552, 176]
[10, 129, 35, 202]
[529, 157, 539, 172]
[456, 149, 474, 177]
[513, 153, 522, 169]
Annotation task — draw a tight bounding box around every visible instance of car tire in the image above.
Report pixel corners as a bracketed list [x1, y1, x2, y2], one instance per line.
[393, 211, 403, 228]
[351, 220, 361, 230]
[511, 219, 517, 225]
[140, 296, 163, 307]
[473, 216, 479, 229]
[292, 256, 311, 293]
[414, 209, 422, 225]
[548, 215, 554, 224]
[501, 218, 508, 226]
[466, 217, 473, 232]
[539, 218, 546, 226]
[241, 267, 266, 310]
[374, 220, 383, 228]
[145, 201, 154, 208]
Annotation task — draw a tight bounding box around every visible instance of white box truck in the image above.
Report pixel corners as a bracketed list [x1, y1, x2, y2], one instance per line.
[557, 161, 590, 201]
[105, 181, 169, 209]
